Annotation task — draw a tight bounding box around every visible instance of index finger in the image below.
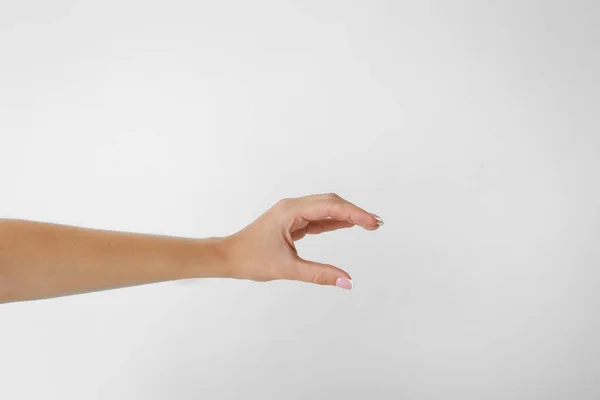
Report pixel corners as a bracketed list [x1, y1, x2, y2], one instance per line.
[292, 193, 383, 231]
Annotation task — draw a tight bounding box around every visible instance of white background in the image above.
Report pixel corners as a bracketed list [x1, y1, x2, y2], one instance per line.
[1, 1, 599, 399]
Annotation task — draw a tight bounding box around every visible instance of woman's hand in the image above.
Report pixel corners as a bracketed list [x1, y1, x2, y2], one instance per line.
[0, 193, 383, 303]
[220, 193, 384, 290]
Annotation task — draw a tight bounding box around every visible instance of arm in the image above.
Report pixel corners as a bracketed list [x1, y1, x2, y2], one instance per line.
[0, 193, 383, 303]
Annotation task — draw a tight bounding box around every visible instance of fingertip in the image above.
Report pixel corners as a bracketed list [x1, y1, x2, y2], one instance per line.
[295, 258, 353, 288]
[355, 212, 384, 230]
[369, 213, 384, 228]
[335, 277, 354, 290]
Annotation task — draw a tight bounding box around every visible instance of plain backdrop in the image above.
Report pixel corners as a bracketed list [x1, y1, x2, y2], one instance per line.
[1, 1, 599, 399]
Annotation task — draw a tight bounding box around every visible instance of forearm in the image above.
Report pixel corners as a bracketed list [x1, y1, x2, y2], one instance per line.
[0, 219, 230, 303]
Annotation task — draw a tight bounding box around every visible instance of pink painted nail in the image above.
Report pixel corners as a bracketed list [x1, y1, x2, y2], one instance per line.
[335, 277, 353, 290]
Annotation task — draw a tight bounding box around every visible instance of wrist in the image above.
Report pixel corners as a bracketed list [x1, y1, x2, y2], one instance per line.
[189, 236, 236, 279]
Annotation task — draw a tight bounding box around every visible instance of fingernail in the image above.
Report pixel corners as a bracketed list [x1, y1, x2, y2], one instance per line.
[335, 277, 353, 290]
[370, 213, 384, 226]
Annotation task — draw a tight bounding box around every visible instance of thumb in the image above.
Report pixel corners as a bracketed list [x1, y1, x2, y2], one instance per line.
[292, 256, 354, 290]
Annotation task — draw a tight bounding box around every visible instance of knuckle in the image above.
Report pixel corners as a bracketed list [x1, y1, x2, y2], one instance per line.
[311, 271, 327, 285]
[326, 193, 340, 203]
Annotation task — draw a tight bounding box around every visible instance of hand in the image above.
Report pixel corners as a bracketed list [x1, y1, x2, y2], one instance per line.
[221, 193, 384, 290]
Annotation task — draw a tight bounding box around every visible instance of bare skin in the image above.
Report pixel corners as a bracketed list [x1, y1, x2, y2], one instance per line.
[0, 193, 383, 304]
